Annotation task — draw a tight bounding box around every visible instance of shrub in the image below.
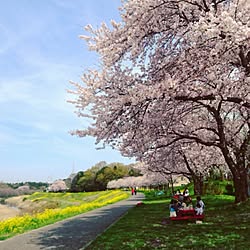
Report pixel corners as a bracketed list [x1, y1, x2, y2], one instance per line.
[225, 184, 234, 195]
[203, 181, 224, 195]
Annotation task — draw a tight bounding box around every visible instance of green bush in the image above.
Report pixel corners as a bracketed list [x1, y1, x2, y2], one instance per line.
[203, 181, 224, 195]
[225, 183, 234, 195]
[142, 190, 169, 200]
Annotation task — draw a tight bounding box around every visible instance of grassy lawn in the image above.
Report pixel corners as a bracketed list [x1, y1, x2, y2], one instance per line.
[85, 192, 250, 250]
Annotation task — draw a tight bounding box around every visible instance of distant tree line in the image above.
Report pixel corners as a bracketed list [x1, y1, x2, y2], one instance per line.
[70, 161, 141, 192]
[7, 182, 49, 190]
[0, 182, 48, 199]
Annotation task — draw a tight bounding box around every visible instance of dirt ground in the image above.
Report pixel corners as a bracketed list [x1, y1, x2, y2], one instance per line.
[0, 196, 30, 221]
[0, 204, 20, 221]
[0, 195, 54, 221]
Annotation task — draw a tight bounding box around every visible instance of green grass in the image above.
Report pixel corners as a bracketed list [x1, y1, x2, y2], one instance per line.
[85, 193, 250, 250]
[26, 191, 103, 208]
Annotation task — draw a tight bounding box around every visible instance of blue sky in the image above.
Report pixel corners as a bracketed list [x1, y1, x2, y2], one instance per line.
[0, 0, 134, 183]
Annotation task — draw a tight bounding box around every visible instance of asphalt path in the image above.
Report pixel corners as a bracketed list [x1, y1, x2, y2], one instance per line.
[0, 193, 144, 250]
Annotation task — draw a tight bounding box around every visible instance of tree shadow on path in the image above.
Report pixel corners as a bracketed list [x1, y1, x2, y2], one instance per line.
[33, 195, 144, 250]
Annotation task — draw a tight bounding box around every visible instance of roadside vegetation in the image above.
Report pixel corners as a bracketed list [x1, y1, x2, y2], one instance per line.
[85, 189, 250, 250]
[0, 190, 129, 240]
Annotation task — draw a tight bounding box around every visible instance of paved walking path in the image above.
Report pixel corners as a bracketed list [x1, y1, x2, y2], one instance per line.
[0, 193, 144, 250]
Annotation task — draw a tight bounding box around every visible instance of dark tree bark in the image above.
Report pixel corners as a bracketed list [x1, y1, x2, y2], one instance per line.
[193, 173, 204, 195]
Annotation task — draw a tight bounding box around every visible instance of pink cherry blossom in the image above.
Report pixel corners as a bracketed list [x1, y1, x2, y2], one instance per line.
[69, 0, 250, 203]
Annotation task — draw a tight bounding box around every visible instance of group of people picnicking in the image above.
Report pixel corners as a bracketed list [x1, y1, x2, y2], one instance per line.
[169, 188, 205, 217]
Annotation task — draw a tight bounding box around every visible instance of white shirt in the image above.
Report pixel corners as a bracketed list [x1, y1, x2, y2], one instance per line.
[195, 200, 205, 215]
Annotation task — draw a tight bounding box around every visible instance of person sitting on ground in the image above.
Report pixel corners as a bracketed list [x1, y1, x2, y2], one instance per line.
[169, 199, 179, 217]
[195, 196, 205, 215]
[182, 187, 192, 205]
[176, 194, 186, 209]
[178, 193, 184, 202]
[175, 189, 181, 195]
[183, 188, 189, 197]
[181, 202, 187, 209]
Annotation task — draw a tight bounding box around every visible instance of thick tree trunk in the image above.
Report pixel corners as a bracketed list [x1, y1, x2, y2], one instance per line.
[193, 174, 203, 195]
[247, 149, 250, 196]
[248, 168, 250, 197]
[219, 150, 248, 203]
[212, 103, 249, 203]
[232, 168, 248, 203]
[218, 143, 248, 203]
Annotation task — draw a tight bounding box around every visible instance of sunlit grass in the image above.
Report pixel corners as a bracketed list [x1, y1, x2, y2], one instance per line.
[85, 192, 250, 250]
[0, 190, 129, 240]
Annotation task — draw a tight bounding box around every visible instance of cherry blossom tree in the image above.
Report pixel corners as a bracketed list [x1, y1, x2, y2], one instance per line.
[129, 140, 226, 195]
[107, 174, 168, 189]
[48, 180, 67, 192]
[179, 143, 227, 194]
[69, 0, 249, 202]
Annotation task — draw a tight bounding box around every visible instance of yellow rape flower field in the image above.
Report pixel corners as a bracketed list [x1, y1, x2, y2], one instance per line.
[0, 190, 129, 240]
